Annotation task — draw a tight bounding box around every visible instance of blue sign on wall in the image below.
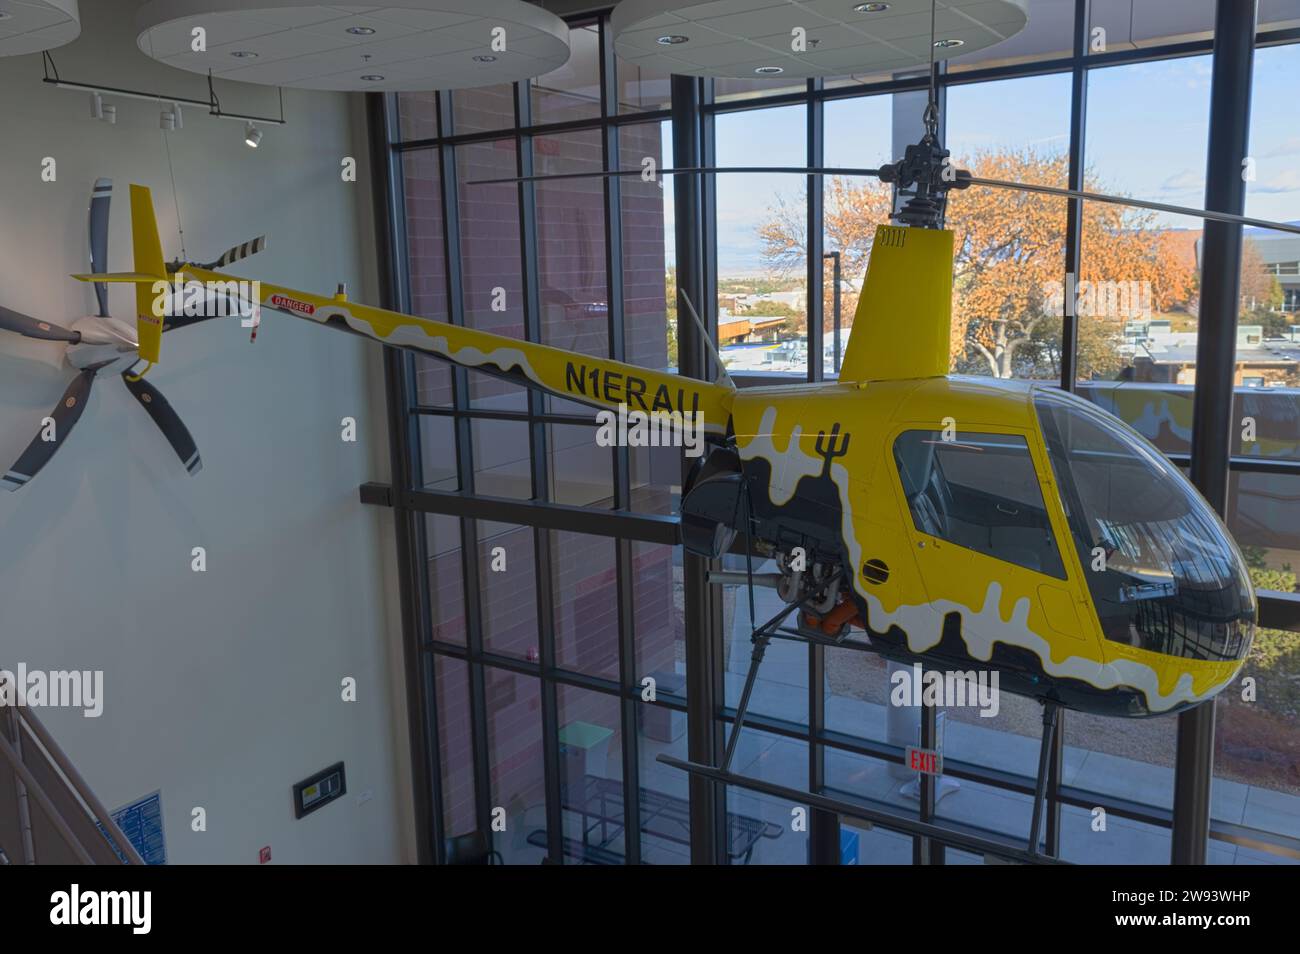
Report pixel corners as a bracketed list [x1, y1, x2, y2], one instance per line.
[841, 827, 859, 865]
[99, 791, 167, 865]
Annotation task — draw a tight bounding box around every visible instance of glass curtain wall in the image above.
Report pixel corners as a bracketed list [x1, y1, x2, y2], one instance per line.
[380, 2, 1300, 865]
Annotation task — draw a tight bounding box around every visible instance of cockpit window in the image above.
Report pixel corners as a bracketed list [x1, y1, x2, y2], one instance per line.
[893, 430, 1067, 579]
[1033, 389, 1255, 662]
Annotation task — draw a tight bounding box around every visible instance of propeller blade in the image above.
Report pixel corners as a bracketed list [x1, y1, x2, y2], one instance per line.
[120, 373, 202, 476]
[0, 305, 80, 343]
[2, 368, 96, 491]
[966, 176, 1300, 236]
[89, 177, 112, 317]
[208, 235, 267, 268]
[467, 165, 881, 186]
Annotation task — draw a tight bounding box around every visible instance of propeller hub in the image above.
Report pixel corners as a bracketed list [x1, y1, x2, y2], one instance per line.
[877, 133, 971, 229]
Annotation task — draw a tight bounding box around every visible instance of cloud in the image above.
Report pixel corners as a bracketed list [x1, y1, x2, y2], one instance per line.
[1161, 169, 1204, 193]
[1252, 168, 1300, 194]
[1258, 136, 1300, 159]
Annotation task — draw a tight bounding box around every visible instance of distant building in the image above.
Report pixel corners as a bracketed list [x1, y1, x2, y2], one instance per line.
[717, 315, 785, 344]
[1254, 233, 1300, 312]
[1128, 323, 1300, 386]
[1194, 225, 1300, 312]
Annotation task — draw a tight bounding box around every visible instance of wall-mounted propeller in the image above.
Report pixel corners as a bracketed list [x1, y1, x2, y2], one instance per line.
[0, 305, 81, 342]
[1, 367, 97, 492]
[89, 177, 112, 317]
[1, 178, 203, 491]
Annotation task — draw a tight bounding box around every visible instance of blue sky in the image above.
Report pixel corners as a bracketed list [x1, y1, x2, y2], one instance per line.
[698, 44, 1300, 276]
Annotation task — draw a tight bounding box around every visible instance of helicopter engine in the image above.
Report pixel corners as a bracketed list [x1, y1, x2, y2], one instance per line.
[680, 444, 856, 637]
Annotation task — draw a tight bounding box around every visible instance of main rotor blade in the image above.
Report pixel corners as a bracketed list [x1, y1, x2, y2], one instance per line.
[121, 373, 201, 476]
[0, 305, 80, 343]
[467, 165, 881, 186]
[967, 176, 1300, 236]
[89, 177, 112, 317]
[2, 368, 96, 492]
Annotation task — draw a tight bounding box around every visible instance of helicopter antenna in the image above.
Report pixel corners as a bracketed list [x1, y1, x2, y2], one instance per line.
[678, 288, 735, 392]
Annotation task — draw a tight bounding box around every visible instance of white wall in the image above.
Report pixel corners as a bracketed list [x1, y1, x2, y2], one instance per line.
[0, 0, 412, 864]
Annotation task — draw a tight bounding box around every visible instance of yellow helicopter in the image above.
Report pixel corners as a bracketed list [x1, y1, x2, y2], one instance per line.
[63, 103, 1300, 726]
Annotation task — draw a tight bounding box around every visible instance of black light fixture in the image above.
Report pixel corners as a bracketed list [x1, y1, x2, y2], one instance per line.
[657, 34, 689, 44]
[754, 65, 783, 74]
[853, 2, 890, 11]
[346, 26, 376, 35]
[933, 38, 965, 48]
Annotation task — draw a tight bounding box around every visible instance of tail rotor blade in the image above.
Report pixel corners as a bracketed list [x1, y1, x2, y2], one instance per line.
[0, 305, 80, 343]
[121, 373, 201, 475]
[208, 235, 266, 269]
[2, 368, 96, 492]
[89, 177, 112, 317]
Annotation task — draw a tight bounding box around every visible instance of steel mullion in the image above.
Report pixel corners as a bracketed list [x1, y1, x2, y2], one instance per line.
[370, 91, 444, 864]
[807, 73, 832, 860]
[1043, 0, 1092, 860]
[393, 108, 673, 152]
[436, 90, 494, 850]
[410, 406, 598, 427]
[807, 78, 824, 385]
[1175, 0, 1258, 866]
[1060, 0, 1088, 394]
[512, 77, 565, 866]
[599, 14, 643, 865]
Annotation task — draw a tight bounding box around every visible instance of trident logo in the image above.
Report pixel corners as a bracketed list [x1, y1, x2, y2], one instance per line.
[815, 422, 850, 475]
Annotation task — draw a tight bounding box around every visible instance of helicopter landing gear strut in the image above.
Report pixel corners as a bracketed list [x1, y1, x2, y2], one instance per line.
[1027, 701, 1061, 858]
[720, 598, 804, 773]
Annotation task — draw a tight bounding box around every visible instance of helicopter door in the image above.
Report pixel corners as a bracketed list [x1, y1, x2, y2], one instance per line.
[889, 427, 1075, 638]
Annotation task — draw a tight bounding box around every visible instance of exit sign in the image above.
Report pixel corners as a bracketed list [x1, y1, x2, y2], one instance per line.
[906, 745, 943, 776]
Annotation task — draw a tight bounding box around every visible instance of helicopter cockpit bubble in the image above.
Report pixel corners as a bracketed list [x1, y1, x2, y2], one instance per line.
[1033, 388, 1256, 665]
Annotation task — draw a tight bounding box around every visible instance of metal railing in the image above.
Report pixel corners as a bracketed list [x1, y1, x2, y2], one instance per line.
[0, 700, 142, 865]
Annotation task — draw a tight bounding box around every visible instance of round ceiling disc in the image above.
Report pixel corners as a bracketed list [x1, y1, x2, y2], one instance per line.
[135, 0, 571, 91]
[612, 0, 1028, 79]
[0, 0, 80, 57]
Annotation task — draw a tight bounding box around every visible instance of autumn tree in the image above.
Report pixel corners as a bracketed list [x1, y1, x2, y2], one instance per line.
[759, 149, 1199, 379]
[1239, 239, 1286, 334]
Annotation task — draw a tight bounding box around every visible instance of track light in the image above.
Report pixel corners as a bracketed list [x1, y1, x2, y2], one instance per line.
[244, 121, 262, 148]
[90, 91, 102, 119]
[160, 102, 182, 130]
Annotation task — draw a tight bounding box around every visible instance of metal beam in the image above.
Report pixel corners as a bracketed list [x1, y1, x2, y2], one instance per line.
[806, 78, 824, 384]
[368, 91, 442, 864]
[1174, 0, 1258, 867]
[673, 73, 726, 865]
[658, 755, 1071, 865]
